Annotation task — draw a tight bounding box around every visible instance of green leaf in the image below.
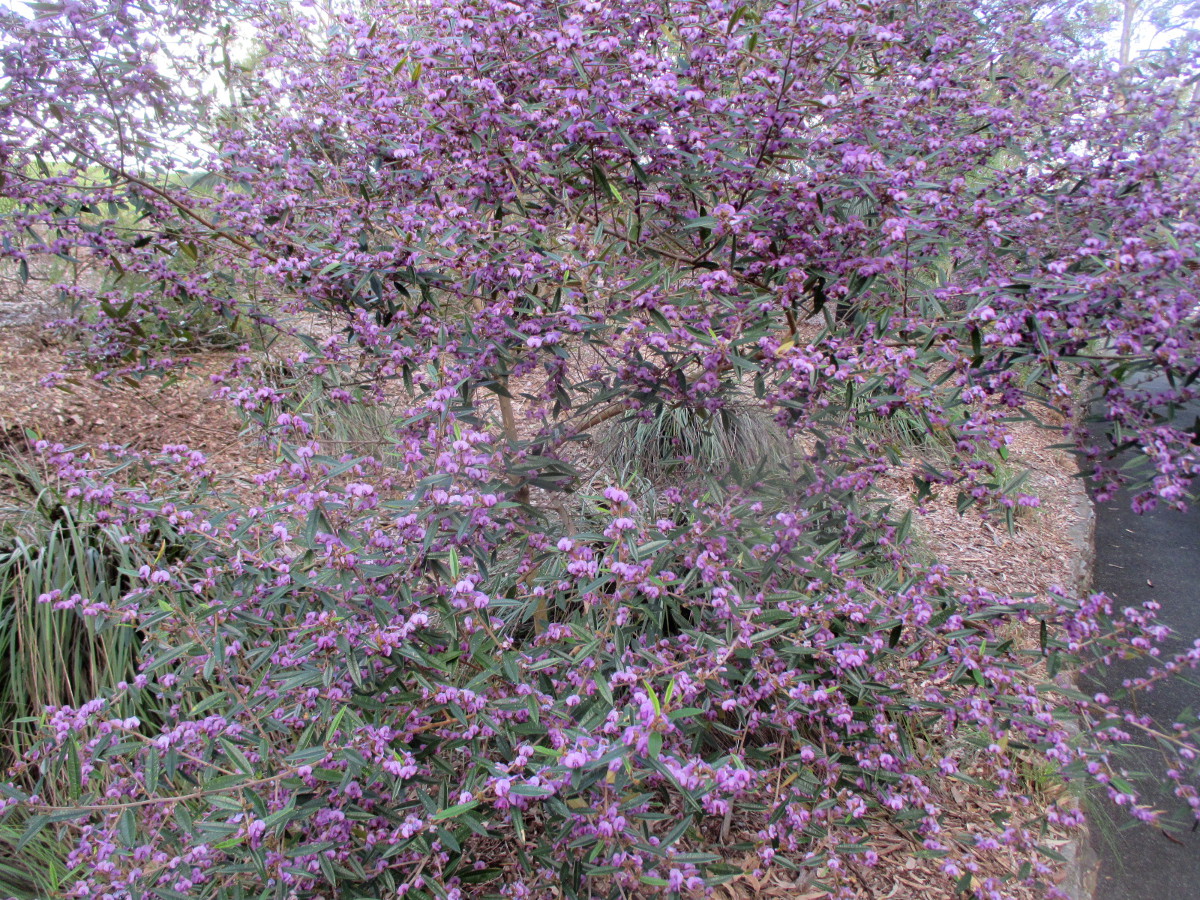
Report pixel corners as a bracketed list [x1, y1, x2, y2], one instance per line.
[912, 475, 933, 502]
[15, 815, 49, 852]
[591, 162, 623, 203]
[508, 783, 554, 798]
[433, 800, 481, 821]
[727, 4, 748, 33]
[118, 809, 138, 848]
[66, 737, 82, 796]
[218, 737, 256, 776]
[647, 732, 663, 760]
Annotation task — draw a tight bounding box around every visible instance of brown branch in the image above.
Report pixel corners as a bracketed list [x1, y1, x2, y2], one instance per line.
[17, 116, 278, 262]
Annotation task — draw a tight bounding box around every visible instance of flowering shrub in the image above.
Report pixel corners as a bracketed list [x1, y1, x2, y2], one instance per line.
[1, 1, 1199, 898]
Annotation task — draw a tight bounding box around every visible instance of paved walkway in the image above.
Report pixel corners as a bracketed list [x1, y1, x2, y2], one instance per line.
[1085, 476, 1200, 899]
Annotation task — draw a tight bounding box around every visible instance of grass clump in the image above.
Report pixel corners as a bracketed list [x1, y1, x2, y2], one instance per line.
[598, 398, 791, 482]
[0, 818, 82, 900]
[0, 453, 169, 768]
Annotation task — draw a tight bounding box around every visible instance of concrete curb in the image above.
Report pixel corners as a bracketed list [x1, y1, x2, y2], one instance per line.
[1058, 480, 1099, 900]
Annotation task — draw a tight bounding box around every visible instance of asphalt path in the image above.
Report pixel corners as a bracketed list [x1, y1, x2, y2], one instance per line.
[1085, 439, 1200, 899]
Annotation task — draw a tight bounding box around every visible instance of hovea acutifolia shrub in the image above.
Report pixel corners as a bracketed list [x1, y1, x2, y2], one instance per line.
[1, 1, 1199, 897]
